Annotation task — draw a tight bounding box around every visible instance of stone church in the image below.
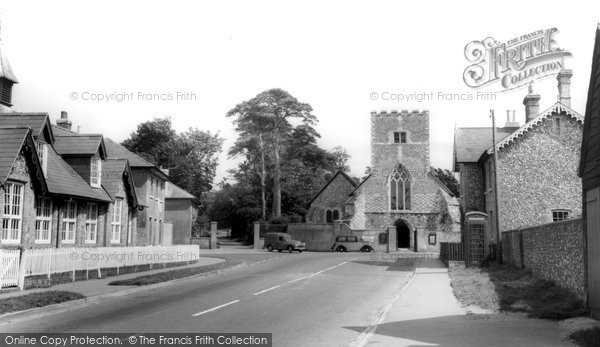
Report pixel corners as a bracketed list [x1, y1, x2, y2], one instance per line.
[307, 110, 461, 252]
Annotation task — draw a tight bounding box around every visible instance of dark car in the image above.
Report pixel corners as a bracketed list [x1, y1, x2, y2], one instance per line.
[331, 235, 373, 252]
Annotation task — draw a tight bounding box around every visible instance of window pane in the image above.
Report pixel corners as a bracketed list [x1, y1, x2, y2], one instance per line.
[390, 180, 397, 210]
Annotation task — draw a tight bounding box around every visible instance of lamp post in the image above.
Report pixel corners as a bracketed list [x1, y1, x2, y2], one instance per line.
[490, 110, 503, 263]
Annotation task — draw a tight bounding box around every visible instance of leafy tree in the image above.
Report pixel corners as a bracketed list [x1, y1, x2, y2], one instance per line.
[330, 146, 351, 173]
[432, 168, 460, 197]
[122, 117, 224, 200]
[227, 88, 317, 218]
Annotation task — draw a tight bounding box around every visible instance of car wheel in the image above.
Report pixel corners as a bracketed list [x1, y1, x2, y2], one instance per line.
[362, 246, 372, 252]
[299, 250, 303, 253]
[278, 249, 282, 252]
[336, 246, 346, 252]
[266, 245, 273, 252]
[288, 246, 293, 253]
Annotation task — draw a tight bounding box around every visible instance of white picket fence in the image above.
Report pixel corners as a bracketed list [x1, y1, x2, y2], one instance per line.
[0, 249, 21, 289]
[1, 245, 200, 290]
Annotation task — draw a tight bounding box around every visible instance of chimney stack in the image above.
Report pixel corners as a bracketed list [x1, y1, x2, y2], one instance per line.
[523, 83, 541, 123]
[504, 109, 520, 127]
[56, 111, 72, 131]
[557, 69, 573, 107]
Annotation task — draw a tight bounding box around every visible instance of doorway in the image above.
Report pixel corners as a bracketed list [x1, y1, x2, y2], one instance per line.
[395, 219, 411, 249]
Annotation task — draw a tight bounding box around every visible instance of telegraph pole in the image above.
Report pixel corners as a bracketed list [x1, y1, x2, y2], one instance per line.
[490, 110, 503, 263]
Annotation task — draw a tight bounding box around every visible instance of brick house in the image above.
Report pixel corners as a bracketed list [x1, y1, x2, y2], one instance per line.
[0, 112, 142, 248]
[103, 138, 168, 245]
[308, 110, 461, 252]
[165, 182, 198, 244]
[454, 70, 584, 260]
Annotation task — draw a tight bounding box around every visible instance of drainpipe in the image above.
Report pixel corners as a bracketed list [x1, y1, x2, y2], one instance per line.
[490, 110, 503, 263]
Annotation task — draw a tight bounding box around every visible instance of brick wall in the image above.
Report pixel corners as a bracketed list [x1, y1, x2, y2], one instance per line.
[502, 218, 585, 299]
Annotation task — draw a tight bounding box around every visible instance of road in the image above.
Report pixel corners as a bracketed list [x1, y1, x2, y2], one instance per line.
[0, 252, 414, 346]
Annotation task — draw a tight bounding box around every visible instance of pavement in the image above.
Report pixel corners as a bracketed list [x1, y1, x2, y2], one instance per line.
[353, 259, 578, 347]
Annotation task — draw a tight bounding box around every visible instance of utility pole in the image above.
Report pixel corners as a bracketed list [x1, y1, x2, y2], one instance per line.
[490, 110, 503, 263]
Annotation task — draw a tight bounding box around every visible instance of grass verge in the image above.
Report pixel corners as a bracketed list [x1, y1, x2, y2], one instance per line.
[0, 291, 85, 314]
[449, 263, 587, 320]
[108, 257, 242, 286]
[569, 327, 600, 347]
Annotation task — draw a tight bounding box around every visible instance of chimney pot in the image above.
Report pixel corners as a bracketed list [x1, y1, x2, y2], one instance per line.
[523, 88, 541, 123]
[557, 69, 573, 107]
[504, 109, 520, 128]
[56, 110, 72, 131]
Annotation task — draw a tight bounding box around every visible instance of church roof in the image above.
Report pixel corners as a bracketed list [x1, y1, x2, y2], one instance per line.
[309, 170, 358, 205]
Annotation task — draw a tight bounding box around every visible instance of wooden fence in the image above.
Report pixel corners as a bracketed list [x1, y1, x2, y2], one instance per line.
[440, 242, 464, 261]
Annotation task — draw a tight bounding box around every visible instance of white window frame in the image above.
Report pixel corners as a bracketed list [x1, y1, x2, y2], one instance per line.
[34, 197, 52, 244]
[2, 182, 24, 244]
[111, 198, 123, 243]
[35, 141, 48, 177]
[552, 209, 571, 222]
[61, 201, 77, 244]
[85, 203, 98, 243]
[90, 156, 102, 188]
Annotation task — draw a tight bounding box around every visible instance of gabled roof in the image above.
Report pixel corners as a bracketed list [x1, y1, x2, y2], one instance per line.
[0, 127, 29, 184]
[53, 134, 107, 158]
[45, 146, 111, 202]
[429, 171, 455, 197]
[309, 170, 358, 205]
[579, 24, 600, 177]
[350, 173, 372, 196]
[0, 113, 55, 144]
[104, 138, 168, 180]
[0, 40, 18, 83]
[486, 102, 584, 155]
[102, 159, 139, 207]
[166, 182, 197, 200]
[453, 127, 518, 171]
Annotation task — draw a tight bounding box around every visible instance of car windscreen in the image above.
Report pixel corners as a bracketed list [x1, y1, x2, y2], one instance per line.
[282, 235, 292, 241]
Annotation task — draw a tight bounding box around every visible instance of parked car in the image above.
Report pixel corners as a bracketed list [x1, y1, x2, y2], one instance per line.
[331, 235, 373, 252]
[264, 233, 306, 253]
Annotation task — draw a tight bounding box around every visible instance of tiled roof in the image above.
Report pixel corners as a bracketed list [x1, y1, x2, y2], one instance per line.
[51, 125, 77, 136]
[53, 135, 105, 157]
[166, 182, 196, 200]
[104, 138, 155, 168]
[0, 127, 28, 184]
[453, 127, 519, 169]
[0, 113, 54, 143]
[0, 41, 18, 83]
[580, 24, 600, 177]
[45, 146, 111, 202]
[101, 159, 139, 206]
[488, 102, 584, 154]
[309, 171, 358, 205]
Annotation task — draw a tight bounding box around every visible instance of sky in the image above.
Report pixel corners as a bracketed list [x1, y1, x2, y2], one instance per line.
[2, 0, 599, 184]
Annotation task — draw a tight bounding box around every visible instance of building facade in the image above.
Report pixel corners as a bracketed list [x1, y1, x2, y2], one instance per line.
[308, 110, 461, 252]
[454, 70, 583, 260]
[165, 182, 198, 244]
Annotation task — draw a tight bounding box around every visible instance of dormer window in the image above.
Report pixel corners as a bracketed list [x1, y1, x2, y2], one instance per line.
[90, 156, 102, 188]
[35, 141, 48, 177]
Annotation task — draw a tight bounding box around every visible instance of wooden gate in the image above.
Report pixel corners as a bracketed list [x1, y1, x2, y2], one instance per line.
[0, 249, 21, 289]
[586, 187, 600, 318]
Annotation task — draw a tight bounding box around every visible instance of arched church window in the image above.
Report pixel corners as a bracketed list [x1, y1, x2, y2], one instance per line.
[333, 210, 340, 220]
[390, 166, 411, 210]
[326, 210, 333, 223]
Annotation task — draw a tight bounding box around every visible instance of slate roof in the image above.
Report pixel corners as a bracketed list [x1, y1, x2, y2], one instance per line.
[53, 134, 106, 158]
[166, 182, 197, 200]
[104, 138, 155, 168]
[45, 146, 111, 202]
[0, 40, 18, 83]
[453, 127, 518, 171]
[0, 127, 29, 184]
[101, 159, 138, 206]
[309, 171, 358, 205]
[0, 113, 55, 144]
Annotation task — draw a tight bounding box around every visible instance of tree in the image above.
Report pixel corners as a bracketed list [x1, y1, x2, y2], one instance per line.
[227, 89, 317, 218]
[122, 117, 224, 199]
[432, 168, 460, 197]
[330, 146, 351, 173]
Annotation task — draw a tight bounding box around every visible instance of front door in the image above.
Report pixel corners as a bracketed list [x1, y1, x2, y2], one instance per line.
[396, 220, 410, 248]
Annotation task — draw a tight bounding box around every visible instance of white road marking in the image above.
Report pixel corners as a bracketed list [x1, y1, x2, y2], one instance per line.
[253, 285, 282, 295]
[192, 300, 240, 317]
[254, 260, 353, 294]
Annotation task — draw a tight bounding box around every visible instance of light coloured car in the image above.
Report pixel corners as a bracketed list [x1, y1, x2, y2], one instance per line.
[331, 235, 373, 252]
